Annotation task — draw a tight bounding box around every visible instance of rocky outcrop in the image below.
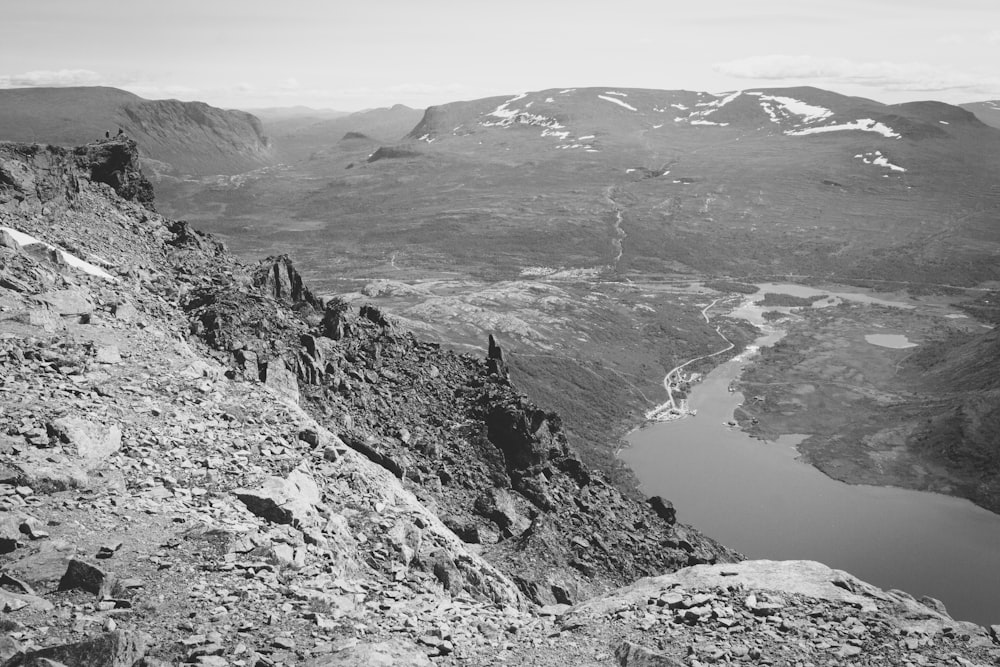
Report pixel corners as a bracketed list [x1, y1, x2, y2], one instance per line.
[251, 254, 323, 312]
[73, 138, 154, 209]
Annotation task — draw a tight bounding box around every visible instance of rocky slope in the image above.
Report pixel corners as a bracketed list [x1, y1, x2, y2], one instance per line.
[0, 139, 998, 665]
[0, 87, 272, 176]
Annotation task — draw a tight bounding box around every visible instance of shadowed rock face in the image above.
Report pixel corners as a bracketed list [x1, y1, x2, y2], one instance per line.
[73, 138, 154, 209]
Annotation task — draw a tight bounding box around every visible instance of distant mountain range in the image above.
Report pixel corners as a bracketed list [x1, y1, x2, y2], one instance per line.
[257, 103, 425, 162]
[0, 86, 272, 175]
[203, 84, 997, 287]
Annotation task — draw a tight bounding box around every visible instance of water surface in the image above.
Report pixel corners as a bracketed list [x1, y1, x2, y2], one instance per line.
[623, 286, 1000, 626]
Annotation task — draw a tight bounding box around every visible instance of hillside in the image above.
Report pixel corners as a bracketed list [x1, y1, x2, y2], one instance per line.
[0, 87, 273, 175]
[961, 100, 1000, 129]
[2, 138, 998, 665]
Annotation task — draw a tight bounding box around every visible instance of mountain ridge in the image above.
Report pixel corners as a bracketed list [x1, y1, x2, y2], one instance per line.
[0, 86, 273, 176]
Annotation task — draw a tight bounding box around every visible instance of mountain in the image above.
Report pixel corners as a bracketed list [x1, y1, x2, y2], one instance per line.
[2, 138, 997, 665]
[961, 100, 1000, 129]
[261, 103, 425, 162]
[0, 86, 273, 175]
[173, 85, 1000, 287]
[242, 105, 350, 121]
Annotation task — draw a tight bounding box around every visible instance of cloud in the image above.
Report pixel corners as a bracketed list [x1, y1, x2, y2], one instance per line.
[713, 55, 1000, 96]
[988, 30, 1000, 43]
[0, 69, 105, 88]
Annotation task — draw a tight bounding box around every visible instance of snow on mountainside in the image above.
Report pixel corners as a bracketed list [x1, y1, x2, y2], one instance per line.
[406, 86, 984, 153]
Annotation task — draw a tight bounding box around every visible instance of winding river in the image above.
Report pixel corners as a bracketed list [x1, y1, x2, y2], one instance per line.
[622, 284, 1000, 627]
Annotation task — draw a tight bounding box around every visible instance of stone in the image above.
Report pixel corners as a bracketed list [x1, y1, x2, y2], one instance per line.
[614, 640, 686, 666]
[110, 301, 138, 321]
[234, 465, 321, 527]
[34, 288, 94, 316]
[262, 358, 300, 404]
[20, 516, 49, 539]
[0, 635, 22, 663]
[648, 496, 676, 525]
[303, 639, 433, 666]
[49, 417, 122, 463]
[94, 345, 122, 364]
[0, 589, 54, 612]
[1, 630, 148, 667]
[7, 449, 91, 493]
[58, 558, 116, 597]
[918, 595, 950, 617]
[0, 514, 22, 553]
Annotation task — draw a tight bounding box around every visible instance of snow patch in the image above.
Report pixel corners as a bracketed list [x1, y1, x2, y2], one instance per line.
[545, 97, 554, 103]
[604, 91, 628, 97]
[652, 124, 663, 129]
[540, 128, 570, 140]
[786, 118, 900, 138]
[671, 103, 689, 110]
[559, 88, 575, 94]
[759, 95, 832, 123]
[690, 119, 730, 126]
[696, 91, 741, 110]
[598, 95, 638, 111]
[0, 226, 117, 281]
[578, 135, 595, 140]
[939, 120, 949, 125]
[856, 150, 905, 172]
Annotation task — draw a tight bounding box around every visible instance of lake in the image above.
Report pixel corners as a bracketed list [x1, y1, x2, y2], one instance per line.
[622, 285, 1000, 626]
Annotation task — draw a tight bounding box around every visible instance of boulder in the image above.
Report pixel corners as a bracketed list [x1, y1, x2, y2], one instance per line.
[252, 255, 323, 311]
[0, 589, 54, 613]
[303, 639, 432, 666]
[0, 515, 21, 553]
[33, 289, 93, 317]
[614, 641, 686, 667]
[49, 417, 122, 463]
[262, 358, 300, 404]
[648, 496, 677, 526]
[3, 449, 90, 493]
[235, 466, 321, 528]
[57, 558, 116, 597]
[2, 630, 148, 667]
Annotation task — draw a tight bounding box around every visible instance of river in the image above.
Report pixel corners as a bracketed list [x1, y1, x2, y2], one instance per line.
[621, 284, 1000, 626]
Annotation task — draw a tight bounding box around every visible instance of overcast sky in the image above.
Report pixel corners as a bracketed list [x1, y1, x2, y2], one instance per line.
[2, 0, 998, 111]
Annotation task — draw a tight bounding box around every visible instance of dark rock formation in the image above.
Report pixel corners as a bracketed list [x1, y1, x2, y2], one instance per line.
[251, 255, 323, 311]
[73, 138, 154, 209]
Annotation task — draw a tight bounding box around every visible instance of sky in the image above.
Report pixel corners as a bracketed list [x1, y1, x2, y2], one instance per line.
[2, 0, 999, 111]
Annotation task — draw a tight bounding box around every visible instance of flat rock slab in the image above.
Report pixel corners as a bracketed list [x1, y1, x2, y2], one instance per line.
[50, 417, 122, 463]
[562, 560, 966, 627]
[304, 639, 433, 666]
[33, 289, 94, 316]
